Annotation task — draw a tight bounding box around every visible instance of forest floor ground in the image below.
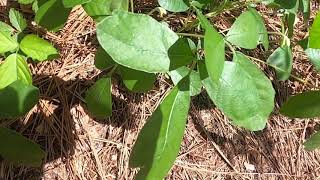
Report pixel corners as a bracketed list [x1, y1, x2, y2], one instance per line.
[1, 0, 320, 179]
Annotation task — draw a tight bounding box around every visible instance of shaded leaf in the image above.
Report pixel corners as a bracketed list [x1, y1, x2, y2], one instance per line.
[0, 80, 39, 119]
[85, 77, 112, 119]
[35, 0, 72, 32]
[20, 34, 59, 61]
[304, 131, 320, 151]
[280, 91, 320, 118]
[0, 127, 45, 167]
[63, 0, 91, 8]
[130, 77, 190, 179]
[94, 47, 116, 70]
[158, 0, 189, 12]
[83, 0, 128, 20]
[267, 45, 293, 81]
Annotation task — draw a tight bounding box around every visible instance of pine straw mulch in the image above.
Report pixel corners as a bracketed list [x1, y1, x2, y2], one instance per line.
[1, 0, 320, 179]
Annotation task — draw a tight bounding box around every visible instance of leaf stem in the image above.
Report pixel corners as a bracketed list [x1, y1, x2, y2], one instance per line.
[176, 32, 204, 38]
[130, 0, 134, 13]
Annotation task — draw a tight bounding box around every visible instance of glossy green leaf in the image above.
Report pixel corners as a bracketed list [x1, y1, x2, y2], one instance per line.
[0, 31, 18, 53]
[202, 52, 275, 131]
[83, 0, 128, 20]
[97, 10, 180, 73]
[35, 0, 72, 32]
[280, 91, 320, 118]
[169, 66, 202, 96]
[9, 8, 27, 32]
[119, 66, 156, 93]
[0, 127, 45, 167]
[85, 77, 112, 119]
[0, 54, 32, 90]
[267, 45, 293, 81]
[130, 77, 190, 179]
[304, 131, 320, 151]
[196, 9, 224, 82]
[63, 0, 91, 8]
[0, 80, 39, 119]
[158, 0, 189, 12]
[94, 47, 116, 70]
[226, 9, 264, 49]
[20, 34, 59, 61]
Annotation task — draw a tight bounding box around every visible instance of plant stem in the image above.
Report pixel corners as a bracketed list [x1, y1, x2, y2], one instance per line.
[225, 41, 236, 54]
[176, 32, 204, 38]
[130, 0, 134, 13]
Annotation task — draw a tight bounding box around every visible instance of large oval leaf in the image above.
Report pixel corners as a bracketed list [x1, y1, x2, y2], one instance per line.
[130, 77, 190, 179]
[83, 0, 128, 20]
[20, 35, 59, 61]
[202, 52, 275, 131]
[96, 10, 180, 73]
[280, 91, 320, 118]
[226, 8, 266, 49]
[0, 127, 45, 167]
[267, 45, 293, 81]
[196, 9, 224, 82]
[158, 0, 189, 12]
[0, 54, 32, 90]
[0, 80, 39, 119]
[35, 0, 72, 32]
[85, 77, 112, 119]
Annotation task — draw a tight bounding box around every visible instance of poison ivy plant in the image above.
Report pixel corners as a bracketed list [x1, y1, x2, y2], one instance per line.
[0, 8, 57, 167]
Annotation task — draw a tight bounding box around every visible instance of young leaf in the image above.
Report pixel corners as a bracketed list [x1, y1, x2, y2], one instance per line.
[97, 10, 179, 73]
[169, 66, 202, 96]
[0, 54, 32, 90]
[226, 9, 264, 49]
[119, 66, 156, 93]
[158, 0, 189, 12]
[63, 0, 91, 8]
[0, 127, 45, 167]
[20, 34, 59, 61]
[202, 52, 275, 131]
[9, 8, 27, 32]
[304, 131, 320, 151]
[0, 31, 18, 53]
[130, 77, 190, 179]
[196, 9, 224, 82]
[35, 0, 72, 32]
[83, 0, 128, 20]
[94, 47, 116, 70]
[280, 91, 320, 118]
[0, 22, 15, 35]
[267, 45, 293, 81]
[85, 77, 112, 119]
[0, 80, 39, 119]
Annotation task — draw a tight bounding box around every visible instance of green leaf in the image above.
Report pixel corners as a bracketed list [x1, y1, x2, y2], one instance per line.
[168, 38, 194, 71]
[119, 66, 156, 93]
[304, 131, 320, 151]
[280, 91, 320, 118]
[83, 0, 128, 20]
[0, 54, 32, 90]
[94, 47, 116, 70]
[63, 0, 91, 8]
[0, 22, 15, 35]
[97, 10, 180, 73]
[9, 8, 27, 32]
[0, 31, 18, 53]
[20, 34, 59, 61]
[299, 0, 310, 22]
[130, 77, 190, 179]
[0, 80, 39, 119]
[309, 13, 320, 49]
[305, 48, 320, 71]
[85, 77, 112, 119]
[158, 0, 189, 12]
[267, 45, 293, 81]
[249, 8, 269, 50]
[202, 52, 275, 131]
[0, 127, 45, 167]
[35, 0, 72, 32]
[18, 0, 35, 4]
[196, 9, 224, 82]
[226, 9, 264, 49]
[169, 66, 202, 96]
